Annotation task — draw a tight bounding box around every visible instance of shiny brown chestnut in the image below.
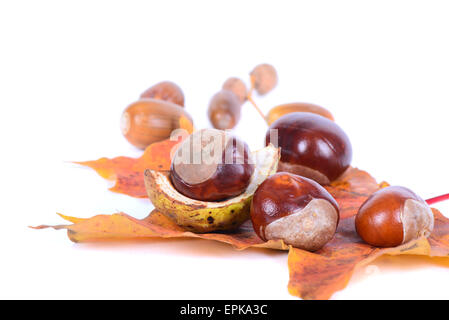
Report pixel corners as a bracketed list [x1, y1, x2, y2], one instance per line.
[140, 81, 185, 107]
[250, 172, 339, 251]
[170, 129, 254, 202]
[355, 186, 434, 247]
[207, 90, 242, 130]
[266, 112, 352, 185]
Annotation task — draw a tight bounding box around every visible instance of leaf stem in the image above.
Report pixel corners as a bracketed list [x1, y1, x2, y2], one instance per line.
[426, 193, 449, 205]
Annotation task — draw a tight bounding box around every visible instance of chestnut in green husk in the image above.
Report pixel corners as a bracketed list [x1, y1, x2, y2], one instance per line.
[266, 112, 352, 185]
[170, 129, 254, 202]
[250, 172, 339, 251]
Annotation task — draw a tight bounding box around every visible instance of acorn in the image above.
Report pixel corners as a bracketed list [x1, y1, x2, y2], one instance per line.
[222, 77, 247, 103]
[140, 81, 185, 107]
[250, 63, 278, 95]
[266, 102, 334, 125]
[121, 99, 193, 149]
[207, 90, 242, 130]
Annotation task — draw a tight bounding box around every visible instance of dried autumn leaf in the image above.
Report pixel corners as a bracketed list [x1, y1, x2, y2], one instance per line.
[325, 167, 381, 219]
[34, 166, 378, 248]
[287, 208, 449, 300]
[33, 205, 449, 299]
[76, 139, 180, 198]
[33, 211, 287, 250]
[41, 139, 449, 300]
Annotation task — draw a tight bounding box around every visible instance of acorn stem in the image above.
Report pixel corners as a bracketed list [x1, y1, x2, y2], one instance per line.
[247, 75, 269, 125]
[426, 193, 449, 205]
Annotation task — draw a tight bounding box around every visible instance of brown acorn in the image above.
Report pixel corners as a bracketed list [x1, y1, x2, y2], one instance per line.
[222, 77, 247, 103]
[250, 63, 278, 95]
[140, 81, 185, 107]
[207, 90, 242, 130]
[121, 99, 193, 149]
[266, 103, 334, 125]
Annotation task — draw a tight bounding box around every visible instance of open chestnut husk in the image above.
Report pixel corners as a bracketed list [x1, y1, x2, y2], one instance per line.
[250, 172, 339, 251]
[140, 81, 185, 107]
[355, 186, 434, 247]
[266, 112, 352, 185]
[170, 129, 254, 202]
[144, 144, 280, 233]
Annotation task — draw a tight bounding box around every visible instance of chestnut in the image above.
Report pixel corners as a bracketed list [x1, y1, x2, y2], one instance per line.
[140, 81, 185, 107]
[207, 90, 242, 130]
[170, 129, 254, 202]
[120, 99, 193, 149]
[355, 186, 434, 247]
[250, 172, 339, 251]
[266, 112, 352, 185]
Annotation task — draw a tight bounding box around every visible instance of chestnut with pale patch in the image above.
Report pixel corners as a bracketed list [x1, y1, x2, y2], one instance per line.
[170, 129, 254, 202]
[250, 172, 340, 251]
[265, 199, 339, 251]
[355, 186, 434, 247]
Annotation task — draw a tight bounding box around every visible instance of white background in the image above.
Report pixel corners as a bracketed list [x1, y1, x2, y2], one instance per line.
[1, 0, 448, 299]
